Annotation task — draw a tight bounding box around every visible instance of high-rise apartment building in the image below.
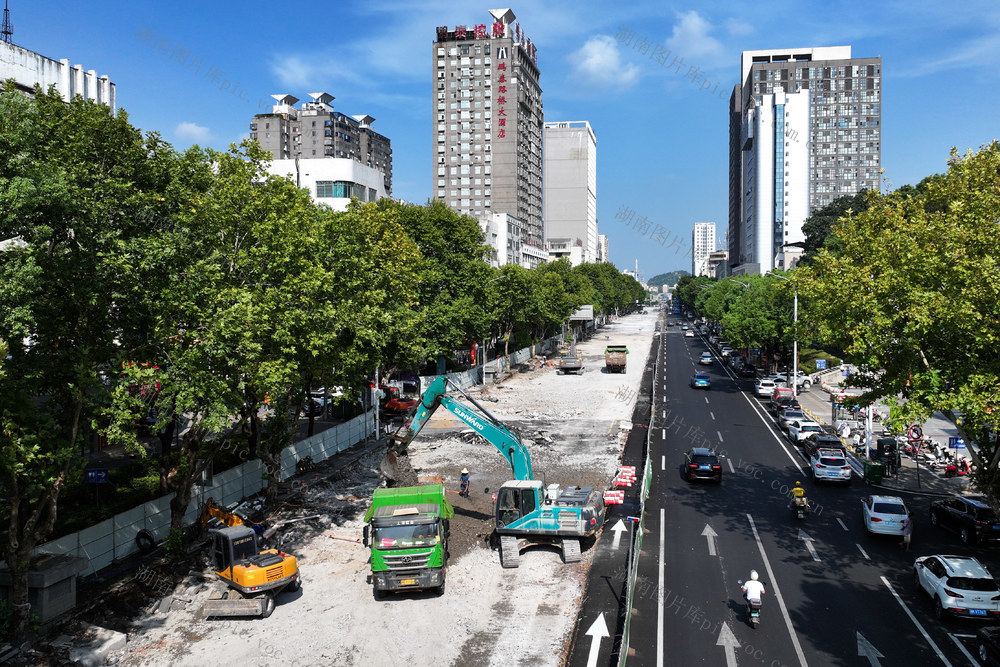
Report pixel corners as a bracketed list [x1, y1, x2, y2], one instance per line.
[597, 234, 609, 263]
[729, 46, 882, 274]
[251, 92, 392, 198]
[543, 120, 597, 266]
[692, 222, 716, 277]
[433, 8, 546, 268]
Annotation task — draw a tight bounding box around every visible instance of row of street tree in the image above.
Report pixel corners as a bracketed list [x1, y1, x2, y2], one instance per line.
[0, 86, 644, 640]
[677, 140, 1000, 520]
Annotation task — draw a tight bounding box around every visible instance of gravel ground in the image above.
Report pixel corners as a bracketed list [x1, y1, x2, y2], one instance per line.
[106, 311, 658, 667]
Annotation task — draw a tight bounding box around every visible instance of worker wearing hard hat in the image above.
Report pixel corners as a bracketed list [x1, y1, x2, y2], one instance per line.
[459, 468, 471, 497]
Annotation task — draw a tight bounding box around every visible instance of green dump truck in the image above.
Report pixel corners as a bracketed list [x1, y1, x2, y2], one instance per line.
[605, 345, 628, 373]
[362, 484, 454, 597]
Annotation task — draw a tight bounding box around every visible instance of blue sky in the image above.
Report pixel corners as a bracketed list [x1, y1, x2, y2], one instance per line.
[10, 1, 1000, 279]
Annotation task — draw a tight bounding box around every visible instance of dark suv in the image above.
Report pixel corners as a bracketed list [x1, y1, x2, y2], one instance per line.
[683, 448, 722, 483]
[930, 495, 1000, 545]
[803, 433, 844, 458]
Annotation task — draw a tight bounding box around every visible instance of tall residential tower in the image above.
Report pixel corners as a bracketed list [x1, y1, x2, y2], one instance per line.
[433, 8, 546, 268]
[692, 222, 716, 277]
[728, 46, 882, 274]
[543, 120, 597, 266]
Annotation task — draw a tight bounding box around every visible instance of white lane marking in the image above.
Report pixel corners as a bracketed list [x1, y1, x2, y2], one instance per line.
[610, 520, 627, 550]
[948, 633, 979, 666]
[747, 514, 809, 667]
[661, 455, 665, 471]
[584, 613, 610, 667]
[798, 529, 821, 561]
[837, 518, 849, 532]
[657, 508, 665, 667]
[738, 388, 806, 475]
[856, 543, 871, 560]
[717, 430, 724, 443]
[662, 409, 666, 419]
[710, 411, 716, 420]
[705, 396, 709, 404]
[701, 524, 719, 556]
[880, 576, 952, 666]
[661, 428, 666, 440]
[716, 624, 740, 667]
[727, 459, 735, 473]
[857, 632, 884, 666]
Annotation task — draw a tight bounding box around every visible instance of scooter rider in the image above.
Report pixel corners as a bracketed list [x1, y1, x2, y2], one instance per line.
[742, 570, 766, 604]
[788, 481, 808, 511]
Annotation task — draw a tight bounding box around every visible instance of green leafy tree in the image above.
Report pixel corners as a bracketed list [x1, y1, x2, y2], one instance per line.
[0, 84, 180, 643]
[798, 142, 1000, 496]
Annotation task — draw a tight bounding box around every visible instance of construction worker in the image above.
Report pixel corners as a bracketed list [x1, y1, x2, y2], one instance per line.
[459, 468, 471, 498]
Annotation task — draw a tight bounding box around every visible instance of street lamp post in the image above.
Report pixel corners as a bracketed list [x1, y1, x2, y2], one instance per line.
[765, 272, 798, 400]
[482, 274, 508, 385]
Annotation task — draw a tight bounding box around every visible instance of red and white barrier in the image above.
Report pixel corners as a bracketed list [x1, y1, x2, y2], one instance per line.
[604, 490, 625, 505]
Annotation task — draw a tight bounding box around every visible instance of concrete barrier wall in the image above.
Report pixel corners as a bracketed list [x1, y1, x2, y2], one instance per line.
[33, 411, 374, 578]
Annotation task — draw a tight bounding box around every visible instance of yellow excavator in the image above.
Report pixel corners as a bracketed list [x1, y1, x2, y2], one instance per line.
[200, 524, 301, 619]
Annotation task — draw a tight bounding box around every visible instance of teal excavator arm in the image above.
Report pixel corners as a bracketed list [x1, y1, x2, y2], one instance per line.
[388, 376, 534, 480]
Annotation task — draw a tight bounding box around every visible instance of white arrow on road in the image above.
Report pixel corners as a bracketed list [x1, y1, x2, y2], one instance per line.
[701, 524, 719, 556]
[585, 613, 610, 667]
[857, 631, 884, 666]
[610, 520, 627, 550]
[716, 623, 740, 667]
[798, 529, 821, 561]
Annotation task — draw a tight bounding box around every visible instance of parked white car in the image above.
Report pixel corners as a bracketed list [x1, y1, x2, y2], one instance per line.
[914, 555, 1000, 621]
[754, 379, 777, 398]
[810, 447, 852, 483]
[788, 419, 824, 443]
[771, 372, 812, 391]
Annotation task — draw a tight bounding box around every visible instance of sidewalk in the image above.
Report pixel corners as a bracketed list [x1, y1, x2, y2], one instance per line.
[795, 372, 970, 496]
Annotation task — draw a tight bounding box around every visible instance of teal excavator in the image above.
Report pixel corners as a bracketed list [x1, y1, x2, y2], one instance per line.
[381, 376, 605, 568]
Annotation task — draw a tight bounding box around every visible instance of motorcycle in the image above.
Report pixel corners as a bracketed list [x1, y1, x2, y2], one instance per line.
[791, 497, 809, 519]
[747, 597, 762, 627]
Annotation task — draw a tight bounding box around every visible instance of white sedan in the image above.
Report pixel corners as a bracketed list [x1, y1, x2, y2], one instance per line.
[788, 419, 824, 442]
[754, 379, 776, 398]
[861, 495, 909, 535]
[684, 330, 694, 338]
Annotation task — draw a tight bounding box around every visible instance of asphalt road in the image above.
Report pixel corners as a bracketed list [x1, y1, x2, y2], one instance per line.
[623, 320, 1000, 667]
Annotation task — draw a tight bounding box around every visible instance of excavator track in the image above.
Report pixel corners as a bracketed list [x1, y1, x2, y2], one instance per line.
[561, 538, 581, 563]
[500, 535, 520, 569]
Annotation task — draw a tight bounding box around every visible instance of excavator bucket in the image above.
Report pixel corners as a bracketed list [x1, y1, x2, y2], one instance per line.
[379, 449, 418, 487]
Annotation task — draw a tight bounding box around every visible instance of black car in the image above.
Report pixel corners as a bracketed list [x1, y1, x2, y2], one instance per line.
[978, 627, 1000, 666]
[684, 447, 722, 482]
[929, 495, 1000, 545]
[803, 433, 845, 458]
[738, 365, 756, 379]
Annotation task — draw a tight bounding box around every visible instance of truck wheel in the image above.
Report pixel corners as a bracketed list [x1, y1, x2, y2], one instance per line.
[286, 575, 301, 593]
[260, 592, 275, 619]
[562, 539, 581, 563]
[437, 580, 446, 596]
[500, 535, 520, 568]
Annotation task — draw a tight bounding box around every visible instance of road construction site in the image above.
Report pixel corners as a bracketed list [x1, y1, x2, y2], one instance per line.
[84, 311, 657, 667]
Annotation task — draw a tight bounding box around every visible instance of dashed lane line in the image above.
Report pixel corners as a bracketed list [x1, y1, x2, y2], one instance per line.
[880, 576, 952, 666]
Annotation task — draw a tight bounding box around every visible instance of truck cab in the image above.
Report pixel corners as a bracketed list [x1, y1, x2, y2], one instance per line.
[363, 484, 453, 597]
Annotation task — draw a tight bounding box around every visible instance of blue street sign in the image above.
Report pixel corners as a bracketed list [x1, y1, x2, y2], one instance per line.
[948, 437, 966, 449]
[815, 359, 827, 370]
[842, 367, 850, 377]
[85, 469, 110, 484]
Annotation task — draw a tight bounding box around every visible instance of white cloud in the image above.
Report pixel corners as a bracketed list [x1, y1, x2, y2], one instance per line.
[568, 35, 640, 90]
[175, 122, 212, 143]
[898, 33, 1000, 77]
[269, 55, 326, 89]
[666, 11, 726, 68]
[725, 18, 754, 36]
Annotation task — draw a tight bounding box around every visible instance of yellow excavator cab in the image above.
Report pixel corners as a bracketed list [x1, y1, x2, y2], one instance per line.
[202, 525, 300, 619]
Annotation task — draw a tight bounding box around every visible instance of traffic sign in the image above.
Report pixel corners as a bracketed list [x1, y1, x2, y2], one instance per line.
[842, 367, 851, 377]
[907, 425, 923, 441]
[948, 436, 966, 449]
[85, 469, 110, 484]
[815, 359, 827, 370]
